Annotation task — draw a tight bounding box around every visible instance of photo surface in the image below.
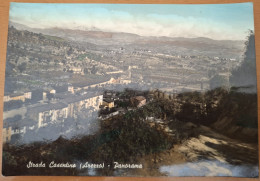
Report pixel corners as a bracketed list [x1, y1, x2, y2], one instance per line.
[2, 2, 259, 177]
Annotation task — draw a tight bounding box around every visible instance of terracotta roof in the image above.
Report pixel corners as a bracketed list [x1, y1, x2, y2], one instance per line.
[132, 96, 146, 101]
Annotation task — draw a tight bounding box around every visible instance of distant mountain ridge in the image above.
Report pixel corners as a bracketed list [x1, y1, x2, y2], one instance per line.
[9, 21, 140, 40]
[9, 21, 245, 57]
[9, 21, 243, 42]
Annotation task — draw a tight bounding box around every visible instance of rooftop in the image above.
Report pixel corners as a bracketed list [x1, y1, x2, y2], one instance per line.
[132, 96, 146, 101]
[27, 102, 67, 113]
[103, 99, 114, 103]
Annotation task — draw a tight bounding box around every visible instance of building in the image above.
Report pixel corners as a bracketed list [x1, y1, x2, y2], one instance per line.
[4, 91, 32, 102]
[70, 67, 83, 74]
[3, 89, 103, 142]
[68, 86, 74, 94]
[120, 79, 131, 84]
[71, 78, 115, 93]
[42, 88, 56, 101]
[61, 94, 103, 118]
[2, 127, 12, 143]
[27, 102, 68, 128]
[102, 99, 115, 108]
[152, 90, 176, 100]
[27, 93, 103, 128]
[2, 117, 32, 143]
[130, 96, 146, 108]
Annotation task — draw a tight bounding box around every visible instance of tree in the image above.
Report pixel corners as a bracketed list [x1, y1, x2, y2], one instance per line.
[17, 62, 27, 73]
[209, 74, 229, 90]
[5, 62, 15, 77]
[67, 47, 73, 55]
[46, 93, 54, 100]
[83, 68, 89, 74]
[230, 30, 257, 93]
[91, 66, 97, 74]
[208, 69, 217, 79]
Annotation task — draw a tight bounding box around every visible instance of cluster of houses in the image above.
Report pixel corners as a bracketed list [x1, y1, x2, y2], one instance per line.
[3, 86, 104, 143]
[3, 76, 215, 143]
[3, 83, 214, 143]
[68, 78, 117, 94]
[2, 83, 149, 143]
[27, 93, 103, 129]
[98, 89, 149, 121]
[2, 71, 136, 143]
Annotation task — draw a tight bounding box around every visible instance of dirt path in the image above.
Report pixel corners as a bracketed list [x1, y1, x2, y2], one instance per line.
[126, 121, 258, 177]
[177, 124, 258, 165]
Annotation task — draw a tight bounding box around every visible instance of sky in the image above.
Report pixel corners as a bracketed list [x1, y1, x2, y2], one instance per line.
[9, 3, 255, 40]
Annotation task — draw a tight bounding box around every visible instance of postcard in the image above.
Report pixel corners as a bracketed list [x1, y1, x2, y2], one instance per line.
[2, 2, 258, 177]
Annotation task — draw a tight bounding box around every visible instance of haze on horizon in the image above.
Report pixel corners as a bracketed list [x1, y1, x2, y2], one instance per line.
[9, 3, 255, 40]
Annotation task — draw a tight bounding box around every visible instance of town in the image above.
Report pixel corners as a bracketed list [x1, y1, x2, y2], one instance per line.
[3, 25, 245, 144]
[2, 3, 258, 177]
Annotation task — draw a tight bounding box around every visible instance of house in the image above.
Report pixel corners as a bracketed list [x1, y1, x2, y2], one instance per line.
[102, 99, 115, 108]
[42, 88, 56, 101]
[27, 102, 68, 128]
[61, 94, 103, 117]
[2, 117, 32, 143]
[68, 86, 74, 94]
[2, 127, 12, 143]
[4, 92, 32, 102]
[27, 94, 103, 128]
[70, 67, 83, 74]
[130, 96, 146, 108]
[10, 93, 26, 102]
[43, 88, 56, 94]
[120, 79, 131, 84]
